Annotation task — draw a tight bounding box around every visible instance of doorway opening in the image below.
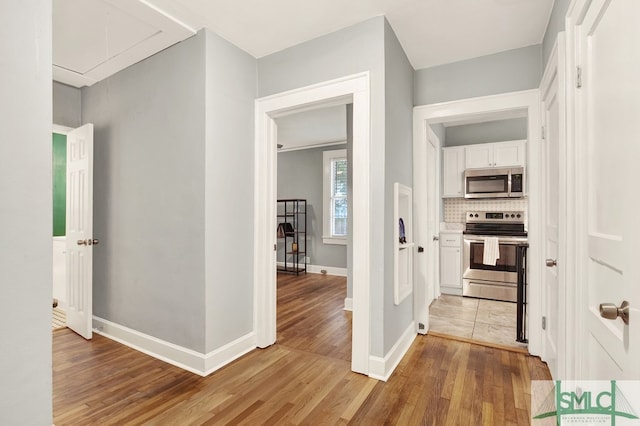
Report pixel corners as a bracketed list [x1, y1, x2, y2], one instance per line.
[413, 89, 543, 356]
[274, 104, 352, 362]
[254, 72, 371, 375]
[52, 124, 72, 330]
[51, 123, 95, 340]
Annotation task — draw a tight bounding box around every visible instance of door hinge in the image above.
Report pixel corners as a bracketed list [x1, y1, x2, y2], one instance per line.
[576, 66, 582, 88]
[542, 316, 547, 330]
[274, 244, 277, 251]
[541, 126, 545, 140]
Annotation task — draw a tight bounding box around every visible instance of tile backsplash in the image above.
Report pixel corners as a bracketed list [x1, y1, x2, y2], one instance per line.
[443, 198, 528, 223]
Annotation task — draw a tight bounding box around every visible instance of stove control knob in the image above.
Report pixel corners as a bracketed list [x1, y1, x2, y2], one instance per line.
[474, 214, 479, 218]
[511, 214, 515, 218]
[517, 214, 521, 218]
[469, 213, 473, 217]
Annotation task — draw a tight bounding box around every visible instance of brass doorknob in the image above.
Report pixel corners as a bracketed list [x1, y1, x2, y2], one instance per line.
[599, 301, 630, 325]
[77, 239, 87, 246]
[92, 239, 99, 245]
[545, 259, 557, 267]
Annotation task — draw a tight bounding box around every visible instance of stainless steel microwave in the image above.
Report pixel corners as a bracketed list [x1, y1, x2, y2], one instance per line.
[464, 167, 525, 199]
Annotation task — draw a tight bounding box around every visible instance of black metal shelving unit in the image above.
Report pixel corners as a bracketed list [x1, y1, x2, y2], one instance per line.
[276, 199, 307, 275]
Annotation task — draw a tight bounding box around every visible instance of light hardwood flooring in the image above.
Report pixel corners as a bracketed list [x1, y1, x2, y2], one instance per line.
[53, 273, 550, 424]
[276, 273, 352, 362]
[429, 294, 528, 350]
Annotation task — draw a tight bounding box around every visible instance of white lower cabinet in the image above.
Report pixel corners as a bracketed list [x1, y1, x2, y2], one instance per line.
[439, 232, 462, 295]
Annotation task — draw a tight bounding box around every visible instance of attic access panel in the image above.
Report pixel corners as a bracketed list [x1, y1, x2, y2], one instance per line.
[53, 0, 194, 87]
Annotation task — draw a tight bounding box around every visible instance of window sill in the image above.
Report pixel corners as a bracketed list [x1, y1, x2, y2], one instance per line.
[323, 237, 347, 245]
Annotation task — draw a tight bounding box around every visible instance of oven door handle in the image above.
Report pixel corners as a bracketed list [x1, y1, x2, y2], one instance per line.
[464, 237, 527, 245]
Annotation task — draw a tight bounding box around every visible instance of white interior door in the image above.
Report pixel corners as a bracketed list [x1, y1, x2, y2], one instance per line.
[574, 0, 639, 379]
[426, 128, 439, 305]
[413, 125, 440, 335]
[540, 36, 565, 380]
[65, 124, 94, 340]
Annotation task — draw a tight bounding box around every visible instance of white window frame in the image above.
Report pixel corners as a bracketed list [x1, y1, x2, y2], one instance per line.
[323, 148, 347, 245]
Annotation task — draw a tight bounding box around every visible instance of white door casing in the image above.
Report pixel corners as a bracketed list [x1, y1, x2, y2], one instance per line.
[65, 123, 94, 340]
[413, 89, 542, 355]
[569, 0, 640, 379]
[539, 33, 567, 380]
[254, 73, 371, 375]
[426, 128, 440, 306]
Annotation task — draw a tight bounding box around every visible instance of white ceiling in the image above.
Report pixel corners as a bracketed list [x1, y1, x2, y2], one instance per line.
[53, 0, 554, 87]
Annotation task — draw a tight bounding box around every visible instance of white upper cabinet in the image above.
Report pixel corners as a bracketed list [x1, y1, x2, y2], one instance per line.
[442, 146, 465, 198]
[464, 144, 494, 169]
[493, 140, 526, 167]
[465, 140, 526, 169]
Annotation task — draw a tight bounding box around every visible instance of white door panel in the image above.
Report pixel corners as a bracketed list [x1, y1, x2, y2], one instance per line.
[540, 35, 565, 380]
[574, 0, 639, 379]
[65, 123, 94, 340]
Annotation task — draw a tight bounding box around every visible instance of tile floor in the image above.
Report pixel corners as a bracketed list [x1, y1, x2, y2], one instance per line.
[429, 294, 527, 349]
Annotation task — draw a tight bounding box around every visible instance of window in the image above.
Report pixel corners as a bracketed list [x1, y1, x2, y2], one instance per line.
[323, 149, 348, 245]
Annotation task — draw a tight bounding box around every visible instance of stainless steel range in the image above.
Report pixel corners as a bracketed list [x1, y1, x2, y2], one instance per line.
[463, 211, 528, 302]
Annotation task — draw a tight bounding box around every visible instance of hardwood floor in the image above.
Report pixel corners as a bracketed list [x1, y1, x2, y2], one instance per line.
[53, 273, 550, 425]
[276, 272, 351, 362]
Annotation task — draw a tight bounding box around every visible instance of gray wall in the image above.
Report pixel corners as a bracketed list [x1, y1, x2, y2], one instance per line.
[83, 33, 207, 352]
[204, 29, 257, 352]
[414, 44, 543, 106]
[383, 20, 414, 354]
[258, 16, 389, 356]
[53, 81, 82, 128]
[445, 118, 528, 147]
[277, 145, 348, 268]
[0, 0, 52, 423]
[542, 0, 571, 67]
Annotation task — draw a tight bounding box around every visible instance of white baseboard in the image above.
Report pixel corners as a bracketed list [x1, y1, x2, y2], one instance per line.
[440, 286, 462, 296]
[92, 316, 256, 377]
[343, 297, 353, 311]
[276, 262, 347, 277]
[307, 264, 347, 276]
[368, 322, 416, 382]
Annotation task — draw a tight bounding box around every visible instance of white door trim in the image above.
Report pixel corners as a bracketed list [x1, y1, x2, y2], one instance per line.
[254, 72, 371, 375]
[52, 124, 74, 134]
[564, 0, 586, 380]
[539, 32, 568, 380]
[413, 89, 542, 356]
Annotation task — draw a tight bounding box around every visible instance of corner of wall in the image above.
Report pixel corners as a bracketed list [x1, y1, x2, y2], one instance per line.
[369, 322, 416, 381]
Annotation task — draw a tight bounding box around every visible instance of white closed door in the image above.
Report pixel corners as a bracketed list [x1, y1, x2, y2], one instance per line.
[540, 35, 565, 380]
[575, 0, 639, 379]
[65, 124, 94, 340]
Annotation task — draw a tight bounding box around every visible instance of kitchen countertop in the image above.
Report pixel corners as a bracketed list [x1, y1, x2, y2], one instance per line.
[440, 222, 464, 233]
